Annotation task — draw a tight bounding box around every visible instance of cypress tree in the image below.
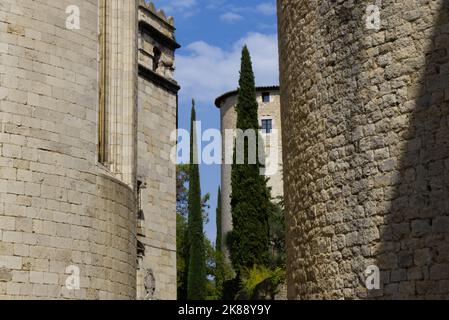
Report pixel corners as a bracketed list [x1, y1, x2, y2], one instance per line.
[215, 187, 224, 298]
[230, 46, 271, 272]
[187, 101, 206, 300]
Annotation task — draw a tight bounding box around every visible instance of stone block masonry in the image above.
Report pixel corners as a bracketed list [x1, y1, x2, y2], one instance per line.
[278, 0, 449, 299]
[0, 0, 138, 299]
[0, 0, 179, 299]
[136, 78, 177, 300]
[135, 0, 180, 300]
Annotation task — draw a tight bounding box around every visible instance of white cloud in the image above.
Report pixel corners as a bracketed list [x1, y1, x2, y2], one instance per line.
[220, 12, 243, 23]
[154, 1, 277, 20]
[176, 33, 279, 104]
[256, 2, 277, 15]
[205, 0, 227, 10]
[157, 0, 197, 14]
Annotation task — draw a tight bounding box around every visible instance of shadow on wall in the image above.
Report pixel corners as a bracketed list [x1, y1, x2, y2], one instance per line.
[279, 0, 449, 299]
[373, 1, 449, 299]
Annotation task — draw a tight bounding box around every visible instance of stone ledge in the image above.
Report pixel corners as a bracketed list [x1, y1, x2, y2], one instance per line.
[138, 64, 180, 94]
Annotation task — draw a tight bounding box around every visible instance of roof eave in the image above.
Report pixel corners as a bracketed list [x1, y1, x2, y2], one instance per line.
[214, 85, 280, 108]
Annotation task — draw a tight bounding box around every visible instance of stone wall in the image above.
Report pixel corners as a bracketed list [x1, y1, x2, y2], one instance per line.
[278, 0, 449, 299]
[135, 1, 179, 300]
[0, 0, 137, 299]
[136, 77, 177, 300]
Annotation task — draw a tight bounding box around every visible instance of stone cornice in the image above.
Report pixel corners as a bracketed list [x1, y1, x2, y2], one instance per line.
[138, 64, 181, 94]
[138, 20, 181, 51]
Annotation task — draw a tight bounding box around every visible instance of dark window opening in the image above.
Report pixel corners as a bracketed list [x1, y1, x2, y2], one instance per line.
[137, 209, 145, 220]
[153, 47, 161, 72]
[137, 240, 145, 258]
[261, 119, 273, 134]
[262, 92, 270, 103]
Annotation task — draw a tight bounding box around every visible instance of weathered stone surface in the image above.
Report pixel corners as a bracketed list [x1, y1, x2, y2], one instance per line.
[278, 0, 449, 299]
[0, 269, 12, 282]
[134, 2, 179, 300]
[0, 0, 177, 300]
[136, 77, 177, 300]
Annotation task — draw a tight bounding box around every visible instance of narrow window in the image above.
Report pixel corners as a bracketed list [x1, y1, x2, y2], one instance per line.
[261, 119, 273, 134]
[137, 240, 145, 258]
[153, 47, 161, 72]
[262, 92, 270, 103]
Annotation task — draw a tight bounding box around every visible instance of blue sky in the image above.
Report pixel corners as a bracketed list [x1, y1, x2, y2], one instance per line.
[154, 0, 279, 242]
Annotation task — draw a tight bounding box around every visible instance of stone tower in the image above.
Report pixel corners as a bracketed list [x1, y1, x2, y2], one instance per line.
[278, 0, 449, 299]
[0, 0, 179, 299]
[215, 87, 284, 258]
[136, 0, 180, 300]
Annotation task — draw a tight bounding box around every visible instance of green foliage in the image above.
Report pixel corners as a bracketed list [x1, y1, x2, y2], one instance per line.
[177, 164, 210, 221]
[176, 164, 190, 300]
[229, 46, 271, 272]
[268, 200, 286, 268]
[201, 192, 211, 224]
[176, 213, 189, 300]
[204, 279, 217, 300]
[204, 236, 216, 278]
[204, 236, 219, 300]
[235, 46, 259, 131]
[187, 102, 207, 300]
[239, 265, 285, 299]
[240, 265, 272, 296]
[176, 163, 212, 300]
[269, 267, 285, 290]
[176, 164, 190, 217]
[222, 277, 241, 300]
[215, 187, 224, 299]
